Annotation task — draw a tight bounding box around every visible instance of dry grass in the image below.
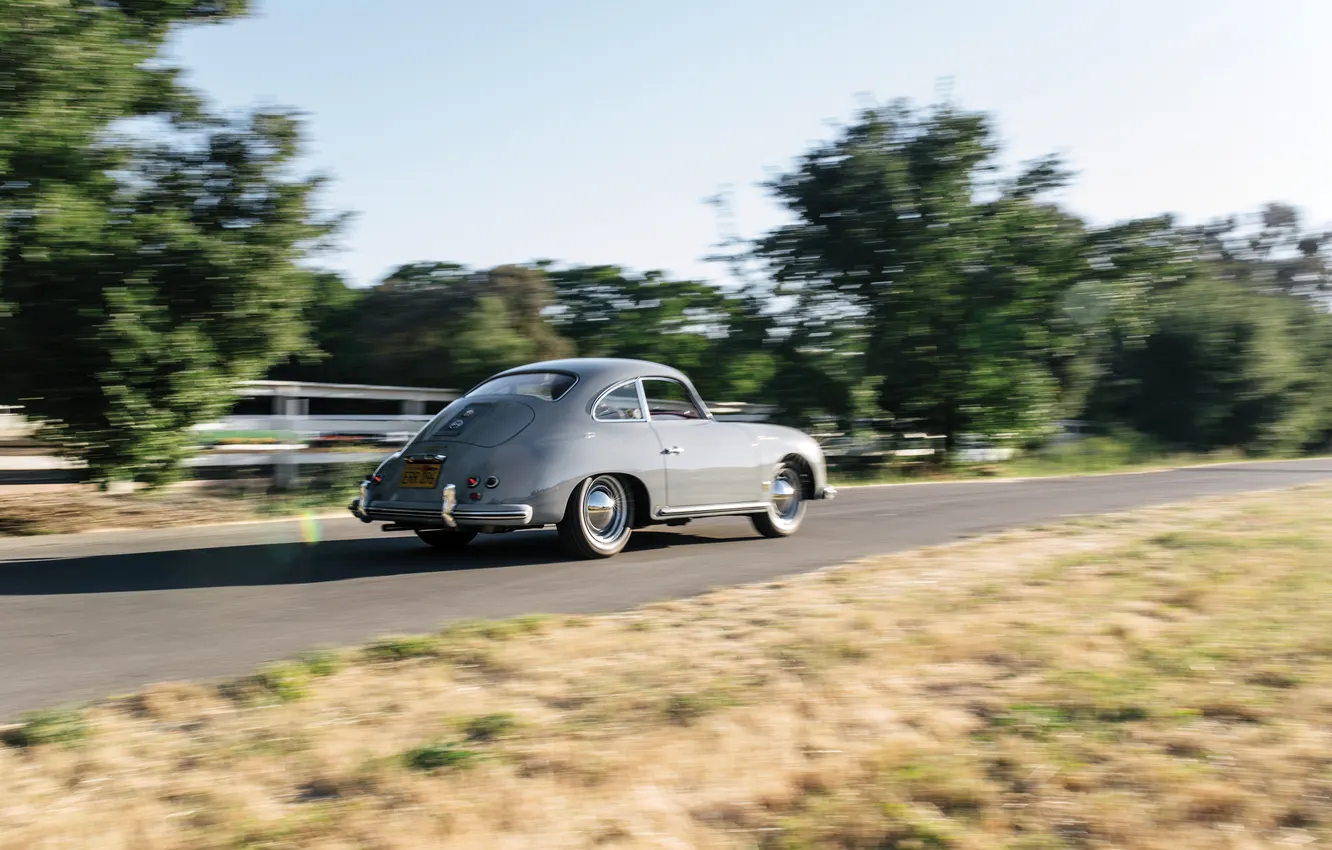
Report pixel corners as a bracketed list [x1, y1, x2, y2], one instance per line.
[5, 485, 1332, 849]
[0, 483, 355, 536]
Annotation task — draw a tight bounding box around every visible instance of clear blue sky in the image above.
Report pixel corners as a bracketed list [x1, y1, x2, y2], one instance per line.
[166, 0, 1331, 288]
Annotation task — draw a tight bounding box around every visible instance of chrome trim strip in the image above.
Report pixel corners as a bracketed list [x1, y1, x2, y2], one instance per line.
[653, 501, 769, 519]
[365, 505, 447, 520]
[365, 501, 534, 527]
[463, 369, 580, 402]
[634, 377, 650, 420]
[640, 375, 711, 421]
[591, 378, 648, 423]
[454, 508, 535, 523]
[404, 453, 446, 463]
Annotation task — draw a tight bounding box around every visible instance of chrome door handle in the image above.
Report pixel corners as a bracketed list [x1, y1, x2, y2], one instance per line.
[662, 446, 683, 455]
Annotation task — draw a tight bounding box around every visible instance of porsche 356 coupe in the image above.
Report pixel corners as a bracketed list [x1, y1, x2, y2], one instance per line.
[349, 357, 837, 559]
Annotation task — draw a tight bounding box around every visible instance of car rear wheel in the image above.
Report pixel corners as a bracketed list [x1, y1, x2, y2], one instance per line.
[558, 474, 633, 558]
[415, 528, 478, 550]
[750, 462, 807, 538]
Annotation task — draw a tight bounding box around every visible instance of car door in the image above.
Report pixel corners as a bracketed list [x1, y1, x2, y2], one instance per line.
[641, 377, 762, 508]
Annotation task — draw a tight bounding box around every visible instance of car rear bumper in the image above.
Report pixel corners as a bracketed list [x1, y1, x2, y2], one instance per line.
[350, 491, 535, 528]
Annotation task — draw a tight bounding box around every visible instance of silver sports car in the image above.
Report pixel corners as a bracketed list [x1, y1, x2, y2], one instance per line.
[349, 357, 837, 558]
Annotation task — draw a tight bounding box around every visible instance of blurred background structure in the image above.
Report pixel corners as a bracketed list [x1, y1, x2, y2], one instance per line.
[1, 1, 1330, 494]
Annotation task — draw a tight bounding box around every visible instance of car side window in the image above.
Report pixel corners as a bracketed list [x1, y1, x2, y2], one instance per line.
[642, 378, 706, 420]
[593, 381, 644, 422]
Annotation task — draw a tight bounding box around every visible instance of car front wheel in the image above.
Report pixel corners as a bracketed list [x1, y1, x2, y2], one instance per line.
[750, 462, 808, 538]
[415, 528, 478, 550]
[558, 474, 633, 558]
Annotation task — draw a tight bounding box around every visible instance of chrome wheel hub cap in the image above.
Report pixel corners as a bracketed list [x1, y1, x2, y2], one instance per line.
[584, 476, 628, 542]
[585, 488, 617, 533]
[772, 470, 801, 521]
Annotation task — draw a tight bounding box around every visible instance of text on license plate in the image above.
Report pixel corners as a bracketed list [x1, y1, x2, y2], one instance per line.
[399, 463, 441, 488]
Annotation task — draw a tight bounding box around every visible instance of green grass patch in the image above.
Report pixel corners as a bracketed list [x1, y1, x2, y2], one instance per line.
[194, 429, 305, 446]
[827, 434, 1294, 487]
[3, 708, 90, 747]
[403, 740, 480, 772]
[255, 661, 312, 703]
[297, 647, 344, 678]
[363, 634, 442, 661]
[440, 615, 551, 642]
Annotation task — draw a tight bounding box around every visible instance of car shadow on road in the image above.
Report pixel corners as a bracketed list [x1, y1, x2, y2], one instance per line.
[0, 528, 754, 596]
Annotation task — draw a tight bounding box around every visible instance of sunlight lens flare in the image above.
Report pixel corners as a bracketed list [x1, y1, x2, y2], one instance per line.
[299, 511, 323, 545]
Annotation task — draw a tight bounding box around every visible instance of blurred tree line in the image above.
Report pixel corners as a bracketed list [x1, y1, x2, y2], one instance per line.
[277, 102, 1332, 457]
[1, 3, 1330, 485]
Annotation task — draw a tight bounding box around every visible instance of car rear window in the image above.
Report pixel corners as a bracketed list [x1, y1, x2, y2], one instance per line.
[466, 371, 577, 401]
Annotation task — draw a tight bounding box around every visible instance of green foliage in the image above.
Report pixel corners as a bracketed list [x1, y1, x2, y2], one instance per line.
[1012, 432, 1172, 472]
[546, 264, 775, 400]
[1090, 279, 1332, 453]
[363, 635, 442, 662]
[0, 2, 341, 486]
[7, 8, 1332, 474]
[4, 708, 90, 748]
[1177, 203, 1331, 298]
[744, 98, 1332, 449]
[439, 615, 550, 641]
[254, 661, 311, 703]
[751, 100, 1095, 440]
[272, 262, 572, 390]
[298, 648, 344, 678]
[402, 741, 479, 772]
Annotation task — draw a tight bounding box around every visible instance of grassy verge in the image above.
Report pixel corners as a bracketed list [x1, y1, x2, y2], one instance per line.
[4, 484, 1332, 848]
[828, 435, 1271, 486]
[0, 475, 371, 537]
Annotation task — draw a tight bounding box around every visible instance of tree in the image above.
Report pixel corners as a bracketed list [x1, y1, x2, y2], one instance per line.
[274, 262, 574, 390]
[753, 100, 1088, 443]
[0, 0, 250, 281]
[547, 264, 769, 400]
[263, 271, 366, 383]
[0, 2, 341, 485]
[1089, 279, 1330, 454]
[1176, 203, 1331, 306]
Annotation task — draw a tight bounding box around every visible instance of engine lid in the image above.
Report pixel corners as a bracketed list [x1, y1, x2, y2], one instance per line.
[414, 398, 536, 448]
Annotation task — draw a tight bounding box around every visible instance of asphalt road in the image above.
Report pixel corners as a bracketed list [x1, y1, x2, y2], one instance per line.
[2, 459, 1331, 719]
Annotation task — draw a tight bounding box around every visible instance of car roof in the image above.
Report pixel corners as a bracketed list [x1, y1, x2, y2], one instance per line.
[490, 357, 692, 388]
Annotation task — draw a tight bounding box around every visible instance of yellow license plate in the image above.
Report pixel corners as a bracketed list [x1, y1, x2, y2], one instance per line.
[399, 463, 441, 488]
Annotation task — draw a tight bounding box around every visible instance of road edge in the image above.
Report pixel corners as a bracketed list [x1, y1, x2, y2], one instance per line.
[3, 455, 1329, 543]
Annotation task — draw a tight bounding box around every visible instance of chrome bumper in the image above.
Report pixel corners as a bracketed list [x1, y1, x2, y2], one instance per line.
[350, 486, 535, 528]
[352, 481, 372, 522]
[818, 486, 838, 500]
[362, 504, 534, 527]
